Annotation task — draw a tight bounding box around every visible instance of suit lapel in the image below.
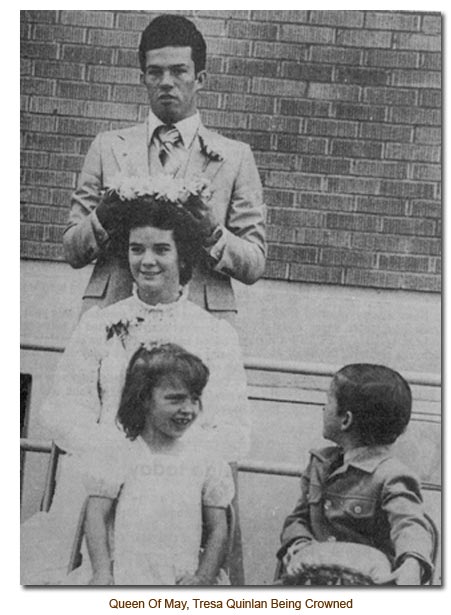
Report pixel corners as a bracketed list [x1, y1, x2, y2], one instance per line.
[110, 121, 226, 181]
[112, 123, 149, 177]
[183, 123, 225, 182]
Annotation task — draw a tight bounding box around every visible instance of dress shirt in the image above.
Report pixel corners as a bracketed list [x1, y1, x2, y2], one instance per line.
[146, 109, 225, 259]
[147, 109, 200, 150]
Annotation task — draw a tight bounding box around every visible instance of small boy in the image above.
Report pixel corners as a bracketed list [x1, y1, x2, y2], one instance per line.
[278, 364, 435, 585]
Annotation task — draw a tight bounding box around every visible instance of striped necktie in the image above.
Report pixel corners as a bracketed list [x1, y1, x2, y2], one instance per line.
[156, 125, 183, 176]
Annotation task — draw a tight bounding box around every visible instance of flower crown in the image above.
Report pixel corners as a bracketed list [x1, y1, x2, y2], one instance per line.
[105, 174, 212, 206]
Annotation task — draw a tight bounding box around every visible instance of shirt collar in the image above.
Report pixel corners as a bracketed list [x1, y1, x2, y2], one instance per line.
[344, 446, 371, 465]
[311, 444, 394, 474]
[344, 444, 394, 472]
[131, 282, 189, 313]
[147, 109, 200, 148]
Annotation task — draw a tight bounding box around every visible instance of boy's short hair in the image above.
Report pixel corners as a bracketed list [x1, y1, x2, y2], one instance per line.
[117, 343, 210, 440]
[332, 364, 412, 446]
[139, 14, 207, 74]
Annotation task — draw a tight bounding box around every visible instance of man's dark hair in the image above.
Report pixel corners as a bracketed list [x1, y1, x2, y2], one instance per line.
[117, 343, 209, 440]
[332, 364, 412, 446]
[139, 14, 207, 74]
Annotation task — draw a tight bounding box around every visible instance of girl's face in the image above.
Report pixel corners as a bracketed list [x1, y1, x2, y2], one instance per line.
[128, 225, 181, 305]
[144, 375, 201, 440]
[322, 382, 343, 443]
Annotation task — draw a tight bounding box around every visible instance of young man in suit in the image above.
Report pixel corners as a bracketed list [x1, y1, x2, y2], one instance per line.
[64, 14, 266, 319]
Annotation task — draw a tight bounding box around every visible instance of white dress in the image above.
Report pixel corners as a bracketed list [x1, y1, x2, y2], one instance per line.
[21, 288, 249, 584]
[81, 431, 234, 585]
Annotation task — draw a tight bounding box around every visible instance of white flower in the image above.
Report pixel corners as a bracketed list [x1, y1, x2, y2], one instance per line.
[118, 177, 139, 201]
[135, 177, 155, 197]
[187, 175, 212, 202]
[105, 174, 212, 205]
[141, 339, 171, 351]
[167, 183, 186, 203]
[106, 173, 125, 193]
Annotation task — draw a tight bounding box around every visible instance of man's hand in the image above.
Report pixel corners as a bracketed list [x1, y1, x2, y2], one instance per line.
[183, 195, 220, 245]
[96, 195, 129, 235]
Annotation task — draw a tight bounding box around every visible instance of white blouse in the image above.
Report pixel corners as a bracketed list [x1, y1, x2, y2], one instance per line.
[40, 288, 250, 462]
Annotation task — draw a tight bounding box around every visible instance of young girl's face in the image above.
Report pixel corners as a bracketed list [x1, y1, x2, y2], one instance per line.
[144, 375, 201, 439]
[322, 382, 342, 443]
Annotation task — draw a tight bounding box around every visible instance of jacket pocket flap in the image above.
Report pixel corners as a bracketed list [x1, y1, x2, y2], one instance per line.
[341, 497, 376, 519]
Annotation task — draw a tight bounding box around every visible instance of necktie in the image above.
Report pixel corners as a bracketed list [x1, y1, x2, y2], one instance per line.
[156, 125, 183, 176]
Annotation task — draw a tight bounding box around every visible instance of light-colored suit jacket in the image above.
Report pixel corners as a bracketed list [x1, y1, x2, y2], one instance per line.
[63, 121, 266, 313]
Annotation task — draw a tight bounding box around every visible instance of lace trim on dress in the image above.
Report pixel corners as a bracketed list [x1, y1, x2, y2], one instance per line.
[131, 283, 188, 315]
[103, 285, 189, 343]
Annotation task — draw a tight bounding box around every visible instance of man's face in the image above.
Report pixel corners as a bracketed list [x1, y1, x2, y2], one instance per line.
[142, 46, 205, 124]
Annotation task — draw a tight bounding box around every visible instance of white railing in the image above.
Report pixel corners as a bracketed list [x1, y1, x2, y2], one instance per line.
[20, 346, 441, 500]
[20, 438, 441, 493]
[21, 343, 441, 388]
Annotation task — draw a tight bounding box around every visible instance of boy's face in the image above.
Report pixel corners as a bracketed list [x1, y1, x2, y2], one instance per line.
[142, 46, 206, 124]
[322, 383, 343, 443]
[145, 375, 201, 440]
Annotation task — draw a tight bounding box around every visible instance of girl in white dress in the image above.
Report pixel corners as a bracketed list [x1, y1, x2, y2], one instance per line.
[85, 343, 234, 586]
[21, 182, 249, 584]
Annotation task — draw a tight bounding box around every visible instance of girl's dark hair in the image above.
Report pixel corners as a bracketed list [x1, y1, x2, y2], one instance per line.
[139, 14, 207, 74]
[332, 364, 412, 446]
[117, 343, 210, 440]
[110, 196, 202, 286]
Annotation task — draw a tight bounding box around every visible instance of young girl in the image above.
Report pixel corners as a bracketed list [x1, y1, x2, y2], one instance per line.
[278, 364, 435, 585]
[83, 343, 234, 585]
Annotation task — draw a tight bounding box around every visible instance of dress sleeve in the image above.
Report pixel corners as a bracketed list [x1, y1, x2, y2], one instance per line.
[39, 307, 123, 455]
[77, 442, 128, 499]
[202, 458, 235, 509]
[77, 442, 133, 499]
[199, 319, 250, 462]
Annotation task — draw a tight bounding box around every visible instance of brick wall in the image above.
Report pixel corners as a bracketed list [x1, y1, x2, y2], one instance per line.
[20, 10, 442, 292]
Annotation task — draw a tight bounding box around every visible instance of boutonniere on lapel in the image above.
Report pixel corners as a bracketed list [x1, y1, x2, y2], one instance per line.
[199, 134, 224, 162]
